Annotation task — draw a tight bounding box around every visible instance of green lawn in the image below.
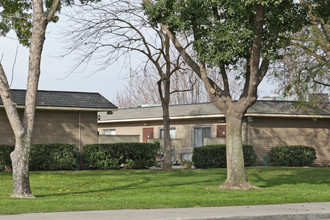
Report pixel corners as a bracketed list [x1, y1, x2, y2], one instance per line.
[0, 168, 329, 214]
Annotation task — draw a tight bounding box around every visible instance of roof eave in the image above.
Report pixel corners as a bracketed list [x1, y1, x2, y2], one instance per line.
[98, 113, 330, 123]
[245, 113, 330, 118]
[1, 105, 117, 112]
[98, 114, 226, 123]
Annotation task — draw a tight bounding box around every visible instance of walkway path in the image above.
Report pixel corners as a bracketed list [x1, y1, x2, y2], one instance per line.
[1, 202, 330, 220]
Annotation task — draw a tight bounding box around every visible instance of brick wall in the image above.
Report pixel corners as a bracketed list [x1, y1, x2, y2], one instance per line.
[99, 116, 330, 166]
[247, 117, 330, 166]
[98, 118, 226, 148]
[0, 109, 98, 147]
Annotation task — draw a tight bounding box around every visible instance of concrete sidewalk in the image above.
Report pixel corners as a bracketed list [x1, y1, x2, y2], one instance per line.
[1, 202, 329, 220]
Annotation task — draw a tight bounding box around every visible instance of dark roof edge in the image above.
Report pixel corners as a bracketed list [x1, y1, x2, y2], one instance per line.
[118, 100, 328, 110]
[9, 88, 103, 95]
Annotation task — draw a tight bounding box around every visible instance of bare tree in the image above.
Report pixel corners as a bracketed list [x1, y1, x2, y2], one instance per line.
[63, 0, 190, 170]
[0, 0, 60, 198]
[269, 1, 329, 107]
[115, 69, 211, 108]
[115, 63, 243, 108]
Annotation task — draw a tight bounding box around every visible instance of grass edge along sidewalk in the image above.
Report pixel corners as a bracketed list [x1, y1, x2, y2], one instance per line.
[0, 167, 329, 215]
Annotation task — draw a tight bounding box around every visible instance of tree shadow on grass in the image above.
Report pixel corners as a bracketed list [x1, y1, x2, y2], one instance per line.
[248, 168, 330, 188]
[35, 171, 216, 198]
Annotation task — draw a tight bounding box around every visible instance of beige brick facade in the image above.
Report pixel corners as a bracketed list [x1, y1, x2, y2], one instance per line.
[0, 109, 98, 148]
[243, 117, 330, 166]
[98, 116, 330, 166]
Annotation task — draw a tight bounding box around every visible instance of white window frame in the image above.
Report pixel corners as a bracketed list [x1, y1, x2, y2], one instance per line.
[192, 126, 211, 147]
[159, 127, 176, 139]
[103, 129, 116, 135]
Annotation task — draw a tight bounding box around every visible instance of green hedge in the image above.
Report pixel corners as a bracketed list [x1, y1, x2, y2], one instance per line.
[0, 144, 78, 171]
[0, 145, 15, 171]
[268, 145, 316, 167]
[192, 144, 257, 169]
[83, 143, 158, 169]
[29, 144, 79, 171]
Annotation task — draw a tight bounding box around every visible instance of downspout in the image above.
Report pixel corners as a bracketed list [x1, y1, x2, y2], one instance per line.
[78, 111, 81, 151]
[247, 117, 253, 145]
[78, 111, 81, 170]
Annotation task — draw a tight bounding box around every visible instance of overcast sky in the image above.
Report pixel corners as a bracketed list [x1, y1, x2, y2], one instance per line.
[0, 12, 277, 104]
[0, 14, 131, 103]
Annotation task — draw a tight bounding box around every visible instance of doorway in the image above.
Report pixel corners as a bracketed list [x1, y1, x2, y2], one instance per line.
[193, 126, 211, 147]
[143, 128, 154, 143]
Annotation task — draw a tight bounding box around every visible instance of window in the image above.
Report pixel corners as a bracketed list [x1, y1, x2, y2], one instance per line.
[159, 127, 176, 139]
[103, 129, 116, 135]
[193, 126, 211, 147]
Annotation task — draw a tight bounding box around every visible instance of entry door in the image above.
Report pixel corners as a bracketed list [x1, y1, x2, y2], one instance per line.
[193, 127, 211, 147]
[217, 125, 226, 138]
[143, 128, 154, 143]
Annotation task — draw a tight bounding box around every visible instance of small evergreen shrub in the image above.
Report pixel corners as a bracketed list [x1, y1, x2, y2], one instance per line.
[0, 144, 78, 171]
[83, 143, 158, 169]
[29, 144, 79, 171]
[0, 145, 15, 171]
[268, 145, 316, 167]
[192, 144, 257, 169]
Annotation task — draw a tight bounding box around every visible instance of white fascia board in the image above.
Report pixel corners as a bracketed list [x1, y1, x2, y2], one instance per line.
[245, 113, 330, 118]
[98, 114, 225, 123]
[1, 105, 117, 112]
[98, 113, 330, 123]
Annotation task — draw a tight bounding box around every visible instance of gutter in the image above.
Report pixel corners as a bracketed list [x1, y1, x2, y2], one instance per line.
[245, 113, 330, 119]
[1, 105, 117, 112]
[98, 114, 226, 123]
[98, 113, 330, 123]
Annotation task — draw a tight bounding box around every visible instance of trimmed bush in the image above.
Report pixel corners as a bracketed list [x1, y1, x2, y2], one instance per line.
[192, 144, 257, 169]
[0, 144, 78, 171]
[83, 143, 158, 169]
[29, 144, 79, 171]
[268, 145, 316, 167]
[0, 145, 15, 171]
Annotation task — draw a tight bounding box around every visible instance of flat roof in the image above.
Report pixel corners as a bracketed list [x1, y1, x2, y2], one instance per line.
[98, 101, 330, 123]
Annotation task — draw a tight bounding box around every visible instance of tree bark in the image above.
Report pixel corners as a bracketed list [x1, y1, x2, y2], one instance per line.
[218, 107, 258, 190]
[161, 78, 172, 170]
[158, 32, 173, 171]
[10, 138, 34, 198]
[9, 0, 48, 199]
[0, 0, 60, 198]
[0, 61, 35, 198]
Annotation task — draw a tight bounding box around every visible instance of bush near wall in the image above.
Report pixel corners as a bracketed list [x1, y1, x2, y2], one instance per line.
[268, 145, 316, 167]
[83, 143, 158, 169]
[29, 144, 79, 171]
[0, 145, 15, 171]
[0, 144, 78, 171]
[192, 144, 257, 169]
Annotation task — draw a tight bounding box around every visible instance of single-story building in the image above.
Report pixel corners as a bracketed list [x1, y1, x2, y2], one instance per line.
[98, 101, 330, 166]
[1, 89, 117, 150]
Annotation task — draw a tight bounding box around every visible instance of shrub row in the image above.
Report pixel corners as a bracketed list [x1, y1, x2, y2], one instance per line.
[0, 144, 78, 171]
[0, 145, 14, 171]
[192, 145, 257, 169]
[83, 143, 158, 169]
[268, 145, 316, 167]
[1, 143, 317, 171]
[29, 144, 79, 171]
[0, 142, 158, 171]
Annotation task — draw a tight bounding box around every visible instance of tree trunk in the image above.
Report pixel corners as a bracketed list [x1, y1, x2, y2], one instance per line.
[218, 110, 258, 190]
[10, 137, 34, 198]
[161, 79, 172, 171]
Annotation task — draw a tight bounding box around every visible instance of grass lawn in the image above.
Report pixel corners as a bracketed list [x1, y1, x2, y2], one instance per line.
[0, 168, 329, 214]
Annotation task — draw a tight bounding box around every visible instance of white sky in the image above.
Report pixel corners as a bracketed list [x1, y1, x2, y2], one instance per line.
[0, 16, 129, 103]
[0, 14, 276, 104]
